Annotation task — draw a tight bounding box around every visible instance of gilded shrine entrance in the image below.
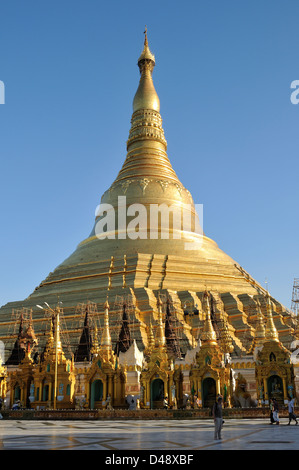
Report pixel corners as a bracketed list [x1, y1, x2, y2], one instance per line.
[90, 379, 103, 409]
[202, 377, 216, 408]
[151, 378, 164, 409]
[14, 385, 21, 401]
[42, 383, 49, 402]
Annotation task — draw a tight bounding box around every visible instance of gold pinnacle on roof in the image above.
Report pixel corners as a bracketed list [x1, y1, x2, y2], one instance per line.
[147, 320, 155, 353]
[42, 311, 65, 363]
[137, 26, 155, 63]
[44, 316, 55, 351]
[55, 310, 63, 353]
[155, 296, 166, 348]
[91, 325, 100, 356]
[100, 300, 112, 353]
[201, 292, 217, 344]
[219, 315, 234, 354]
[254, 299, 266, 344]
[265, 294, 279, 342]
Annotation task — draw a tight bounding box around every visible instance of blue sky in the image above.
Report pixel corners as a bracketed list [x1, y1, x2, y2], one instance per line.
[0, 0, 298, 309]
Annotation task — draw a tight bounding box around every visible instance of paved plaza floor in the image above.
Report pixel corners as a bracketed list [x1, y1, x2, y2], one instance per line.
[0, 418, 298, 453]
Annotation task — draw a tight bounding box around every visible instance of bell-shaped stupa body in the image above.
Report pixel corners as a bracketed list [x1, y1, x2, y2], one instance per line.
[0, 31, 295, 360]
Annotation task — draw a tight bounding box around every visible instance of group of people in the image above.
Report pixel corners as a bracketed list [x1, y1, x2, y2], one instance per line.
[269, 396, 298, 425]
[212, 394, 298, 441]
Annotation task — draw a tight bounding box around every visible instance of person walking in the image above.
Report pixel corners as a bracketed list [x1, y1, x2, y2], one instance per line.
[287, 396, 298, 425]
[212, 396, 223, 440]
[269, 398, 275, 424]
[272, 398, 280, 425]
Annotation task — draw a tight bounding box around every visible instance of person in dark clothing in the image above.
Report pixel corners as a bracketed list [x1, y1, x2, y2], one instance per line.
[212, 396, 223, 440]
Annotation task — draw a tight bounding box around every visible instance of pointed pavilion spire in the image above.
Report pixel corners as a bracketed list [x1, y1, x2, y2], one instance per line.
[54, 309, 63, 353]
[40, 315, 55, 362]
[100, 299, 113, 359]
[145, 319, 155, 356]
[265, 293, 279, 342]
[5, 311, 38, 365]
[201, 291, 217, 345]
[41, 309, 66, 363]
[114, 302, 132, 356]
[91, 325, 100, 356]
[21, 317, 38, 359]
[5, 311, 26, 365]
[155, 296, 166, 348]
[74, 305, 93, 362]
[164, 298, 181, 358]
[254, 298, 266, 346]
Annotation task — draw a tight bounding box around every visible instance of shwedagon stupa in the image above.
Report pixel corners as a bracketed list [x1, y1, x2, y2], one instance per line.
[0, 29, 297, 365]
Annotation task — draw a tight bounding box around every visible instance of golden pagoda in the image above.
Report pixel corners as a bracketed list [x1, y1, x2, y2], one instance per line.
[1, 30, 298, 410]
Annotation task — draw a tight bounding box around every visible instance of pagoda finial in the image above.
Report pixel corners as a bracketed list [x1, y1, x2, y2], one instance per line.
[137, 26, 155, 67]
[133, 28, 159, 113]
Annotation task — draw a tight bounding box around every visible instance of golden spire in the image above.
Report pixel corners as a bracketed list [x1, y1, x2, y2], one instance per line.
[44, 316, 55, 352]
[133, 26, 159, 113]
[201, 292, 217, 344]
[85, 29, 200, 251]
[219, 315, 234, 353]
[155, 296, 166, 348]
[147, 320, 155, 353]
[42, 310, 65, 363]
[91, 325, 100, 356]
[265, 294, 279, 342]
[112, 29, 182, 186]
[254, 299, 266, 344]
[100, 299, 112, 352]
[54, 310, 63, 352]
[137, 26, 156, 65]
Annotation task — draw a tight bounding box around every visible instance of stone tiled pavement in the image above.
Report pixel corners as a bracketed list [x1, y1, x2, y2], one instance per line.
[0, 418, 298, 451]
